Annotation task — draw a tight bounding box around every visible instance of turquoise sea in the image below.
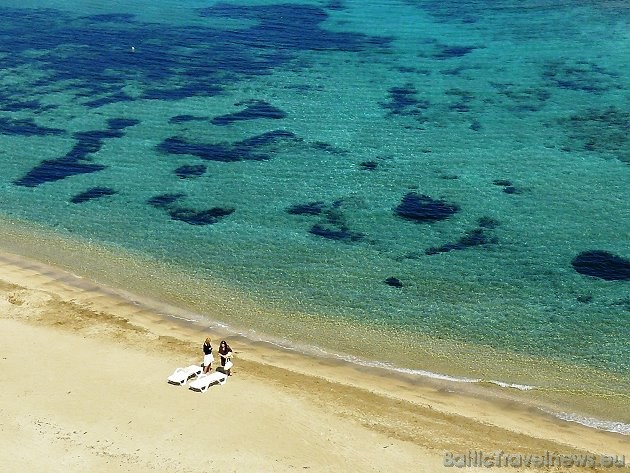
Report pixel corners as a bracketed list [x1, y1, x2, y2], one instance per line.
[0, 0, 628, 433]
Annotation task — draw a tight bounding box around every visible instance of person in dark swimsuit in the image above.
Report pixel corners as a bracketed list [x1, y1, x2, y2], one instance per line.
[218, 340, 233, 376]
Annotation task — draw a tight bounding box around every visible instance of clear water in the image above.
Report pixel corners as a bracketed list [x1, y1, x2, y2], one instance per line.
[0, 0, 628, 429]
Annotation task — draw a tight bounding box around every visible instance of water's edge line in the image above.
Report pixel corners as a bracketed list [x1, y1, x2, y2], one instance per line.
[0, 248, 628, 437]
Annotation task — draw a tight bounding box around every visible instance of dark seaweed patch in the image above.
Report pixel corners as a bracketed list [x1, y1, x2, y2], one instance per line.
[309, 223, 363, 242]
[311, 141, 348, 155]
[14, 159, 106, 187]
[158, 130, 297, 163]
[199, 3, 391, 52]
[0, 117, 64, 136]
[572, 251, 630, 281]
[325, 0, 345, 10]
[543, 59, 621, 94]
[70, 187, 117, 203]
[425, 228, 497, 255]
[433, 45, 477, 59]
[557, 106, 630, 164]
[14, 126, 129, 187]
[168, 115, 207, 124]
[503, 186, 522, 195]
[174, 164, 206, 179]
[211, 100, 287, 126]
[287, 201, 326, 216]
[147, 193, 233, 225]
[287, 199, 364, 242]
[491, 82, 551, 113]
[107, 118, 140, 130]
[147, 193, 185, 208]
[492, 179, 512, 187]
[1, 99, 57, 112]
[381, 84, 429, 119]
[168, 206, 234, 225]
[394, 193, 459, 222]
[358, 161, 378, 171]
[384, 277, 403, 288]
[0, 4, 389, 109]
[477, 216, 499, 229]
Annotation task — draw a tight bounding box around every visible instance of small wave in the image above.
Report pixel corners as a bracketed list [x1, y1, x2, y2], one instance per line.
[541, 409, 630, 436]
[487, 380, 535, 391]
[331, 353, 535, 389]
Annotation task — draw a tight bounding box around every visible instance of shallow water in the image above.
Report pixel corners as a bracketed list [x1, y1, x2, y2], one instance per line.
[0, 0, 628, 429]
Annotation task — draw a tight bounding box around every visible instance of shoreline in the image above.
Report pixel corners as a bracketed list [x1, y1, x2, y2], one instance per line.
[1, 248, 629, 466]
[0, 232, 628, 436]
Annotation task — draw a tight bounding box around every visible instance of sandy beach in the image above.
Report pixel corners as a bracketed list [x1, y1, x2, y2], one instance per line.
[0, 251, 627, 472]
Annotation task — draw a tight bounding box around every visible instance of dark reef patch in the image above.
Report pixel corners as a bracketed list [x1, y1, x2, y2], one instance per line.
[168, 207, 235, 225]
[325, 0, 345, 10]
[14, 159, 105, 187]
[384, 277, 403, 288]
[311, 141, 348, 155]
[542, 59, 621, 94]
[287, 201, 326, 216]
[394, 193, 459, 222]
[168, 115, 207, 124]
[477, 216, 499, 229]
[211, 100, 287, 126]
[70, 187, 117, 204]
[147, 193, 234, 225]
[381, 84, 429, 119]
[0, 117, 64, 136]
[198, 3, 391, 52]
[503, 186, 522, 195]
[309, 223, 363, 242]
[358, 161, 378, 171]
[107, 118, 140, 130]
[557, 106, 630, 164]
[287, 200, 364, 242]
[490, 82, 551, 113]
[1, 99, 57, 113]
[174, 164, 206, 179]
[433, 45, 478, 60]
[425, 228, 497, 255]
[571, 251, 630, 281]
[14, 126, 130, 187]
[0, 4, 389, 107]
[147, 193, 185, 208]
[492, 179, 512, 187]
[158, 130, 298, 162]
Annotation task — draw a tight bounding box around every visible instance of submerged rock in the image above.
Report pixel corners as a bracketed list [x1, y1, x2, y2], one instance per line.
[168, 207, 235, 225]
[571, 251, 630, 281]
[384, 277, 403, 288]
[286, 201, 326, 216]
[394, 192, 459, 222]
[174, 164, 206, 179]
[70, 187, 117, 203]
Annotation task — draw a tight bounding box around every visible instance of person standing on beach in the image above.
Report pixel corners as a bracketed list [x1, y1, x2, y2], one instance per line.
[218, 340, 233, 376]
[202, 337, 214, 374]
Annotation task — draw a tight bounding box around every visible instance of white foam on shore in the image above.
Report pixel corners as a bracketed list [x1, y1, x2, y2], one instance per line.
[223, 328, 532, 388]
[540, 409, 630, 436]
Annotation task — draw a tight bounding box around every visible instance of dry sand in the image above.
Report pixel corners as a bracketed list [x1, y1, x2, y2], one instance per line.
[0, 251, 627, 472]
